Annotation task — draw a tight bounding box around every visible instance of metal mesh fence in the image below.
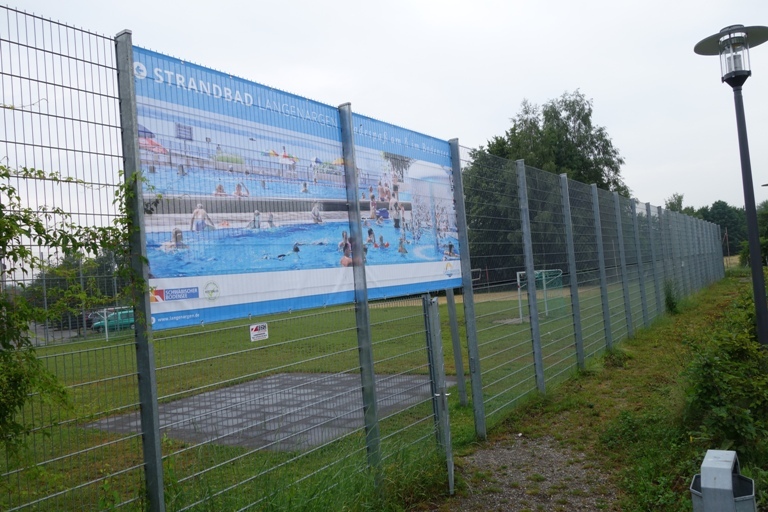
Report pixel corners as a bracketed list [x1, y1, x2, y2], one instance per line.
[3, 6, 727, 510]
[0, 7, 142, 511]
[457, 147, 724, 437]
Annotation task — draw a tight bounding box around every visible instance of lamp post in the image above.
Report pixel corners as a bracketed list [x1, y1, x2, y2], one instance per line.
[695, 25, 768, 346]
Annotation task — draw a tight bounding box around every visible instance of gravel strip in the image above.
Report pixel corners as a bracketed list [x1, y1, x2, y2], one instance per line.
[434, 434, 618, 511]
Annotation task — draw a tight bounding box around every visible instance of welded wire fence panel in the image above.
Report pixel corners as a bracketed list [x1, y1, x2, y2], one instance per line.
[523, 165, 576, 386]
[369, 296, 447, 491]
[635, 202, 663, 321]
[459, 148, 537, 428]
[596, 188, 628, 341]
[567, 180, 607, 359]
[0, 8, 143, 511]
[619, 195, 643, 332]
[147, 305, 374, 511]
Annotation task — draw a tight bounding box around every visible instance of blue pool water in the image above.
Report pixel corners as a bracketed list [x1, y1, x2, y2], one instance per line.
[147, 220, 458, 278]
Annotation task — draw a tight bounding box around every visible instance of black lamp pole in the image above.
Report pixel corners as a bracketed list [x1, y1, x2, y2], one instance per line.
[696, 25, 768, 347]
[731, 84, 768, 346]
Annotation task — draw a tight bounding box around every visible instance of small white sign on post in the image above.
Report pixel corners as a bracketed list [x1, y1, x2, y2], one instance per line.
[250, 322, 268, 342]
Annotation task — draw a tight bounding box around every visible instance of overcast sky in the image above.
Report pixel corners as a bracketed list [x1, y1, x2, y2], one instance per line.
[19, 0, 768, 210]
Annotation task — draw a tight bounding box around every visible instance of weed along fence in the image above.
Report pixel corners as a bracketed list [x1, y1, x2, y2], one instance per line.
[0, 6, 724, 511]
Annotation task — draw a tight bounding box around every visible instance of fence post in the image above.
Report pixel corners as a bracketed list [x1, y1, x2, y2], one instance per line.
[591, 185, 613, 350]
[646, 203, 663, 319]
[339, 103, 382, 481]
[559, 175, 585, 370]
[631, 199, 649, 328]
[114, 30, 165, 512]
[423, 295, 455, 495]
[613, 192, 634, 338]
[445, 288, 468, 406]
[449, 139, 486, 439]
[517, 161, 545, 393]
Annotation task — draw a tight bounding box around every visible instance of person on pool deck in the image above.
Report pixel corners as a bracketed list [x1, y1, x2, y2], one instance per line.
[267, 212, 275, 228]
[392, 201, 401, 229]
[311, 202, 323, 223]
[190, 204, 214, 232]
[160, 228, 188, 252]
[234, 182, 250, 197]
[369, 194, 377, 219]
[213, 184, 227, 196]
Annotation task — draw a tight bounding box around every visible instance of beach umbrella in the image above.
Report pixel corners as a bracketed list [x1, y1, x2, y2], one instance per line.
[332, 157, 345, 166]
[137, 124, 155, 138]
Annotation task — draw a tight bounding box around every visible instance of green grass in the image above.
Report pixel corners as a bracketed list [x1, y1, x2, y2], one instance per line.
[459, 269, 761, 512]
[4, 271, 728, 511]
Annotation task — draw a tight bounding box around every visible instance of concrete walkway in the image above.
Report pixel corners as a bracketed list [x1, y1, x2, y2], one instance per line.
[90, 372, 454, 451]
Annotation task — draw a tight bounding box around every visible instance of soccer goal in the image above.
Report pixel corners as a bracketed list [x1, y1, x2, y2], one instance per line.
[516, 269, 564, 319]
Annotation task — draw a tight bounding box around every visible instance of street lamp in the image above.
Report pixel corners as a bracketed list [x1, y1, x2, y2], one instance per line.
[695, 25, 768, 346]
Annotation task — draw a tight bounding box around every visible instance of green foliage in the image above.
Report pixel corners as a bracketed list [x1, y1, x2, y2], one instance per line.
[664, 280, 680, 315]
[601, 410, 698, 511]
[0, 164, 130, 455]
[683, 294, 768, 464]
[703, 200, 746, 257]
[482, 90, 629, 195]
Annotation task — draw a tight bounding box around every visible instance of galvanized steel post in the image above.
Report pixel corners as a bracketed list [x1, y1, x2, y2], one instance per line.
[115, 30, 165, 512]
[613, 192, 634, 338]
[591, 185, 613, 350]
[559, 174, 585, 370]
[423, 295, 455, 495]
[631, 199, 649, 327]
[449, 139, 486, 439]
[517, 161, 545, 393]
[445, 288, 468, 406]
[338, 103, 382, 478]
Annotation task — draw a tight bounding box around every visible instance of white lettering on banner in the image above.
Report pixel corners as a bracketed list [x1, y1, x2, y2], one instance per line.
[255, 98, 337, 128]
[141, 62, 340, 128]
[150, 66, 254, 106]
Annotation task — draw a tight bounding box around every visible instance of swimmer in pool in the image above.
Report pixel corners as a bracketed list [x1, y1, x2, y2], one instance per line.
[213, 184, 227, 196]
[160, 228, 188, 252]
[340, 246, 353, 267]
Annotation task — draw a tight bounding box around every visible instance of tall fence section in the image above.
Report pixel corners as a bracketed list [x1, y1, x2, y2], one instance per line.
[1, 7, 724, 511]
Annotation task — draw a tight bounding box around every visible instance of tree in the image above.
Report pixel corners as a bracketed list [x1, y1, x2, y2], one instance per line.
[664, 192, 699, 217]
[461, 91, 628, 283]
[700, 200, 746, 258]
[483, 90, 629, 195]
[0, 165, 128, 454]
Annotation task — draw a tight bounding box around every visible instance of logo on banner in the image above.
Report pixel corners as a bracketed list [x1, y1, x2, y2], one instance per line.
[250, 322, 268, 342]
[134, 62, 147, 79]
[151, 287, 199, 302]
[204, 282, 220, 301]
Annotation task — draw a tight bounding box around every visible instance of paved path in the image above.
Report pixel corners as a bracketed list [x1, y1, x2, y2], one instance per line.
[90, 373, 454, 451]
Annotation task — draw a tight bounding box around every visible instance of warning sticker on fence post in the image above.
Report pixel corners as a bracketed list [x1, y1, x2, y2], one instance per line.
[250, 322, 268, 342]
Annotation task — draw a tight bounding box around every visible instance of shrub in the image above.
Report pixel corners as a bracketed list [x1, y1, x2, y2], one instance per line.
[683, 294, 768, 464]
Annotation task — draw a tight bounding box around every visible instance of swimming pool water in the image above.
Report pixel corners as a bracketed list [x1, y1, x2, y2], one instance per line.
[147, 220, 457, 278]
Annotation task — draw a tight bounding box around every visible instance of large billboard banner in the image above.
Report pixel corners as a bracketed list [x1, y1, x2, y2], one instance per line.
[133, 47, 460, 329]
